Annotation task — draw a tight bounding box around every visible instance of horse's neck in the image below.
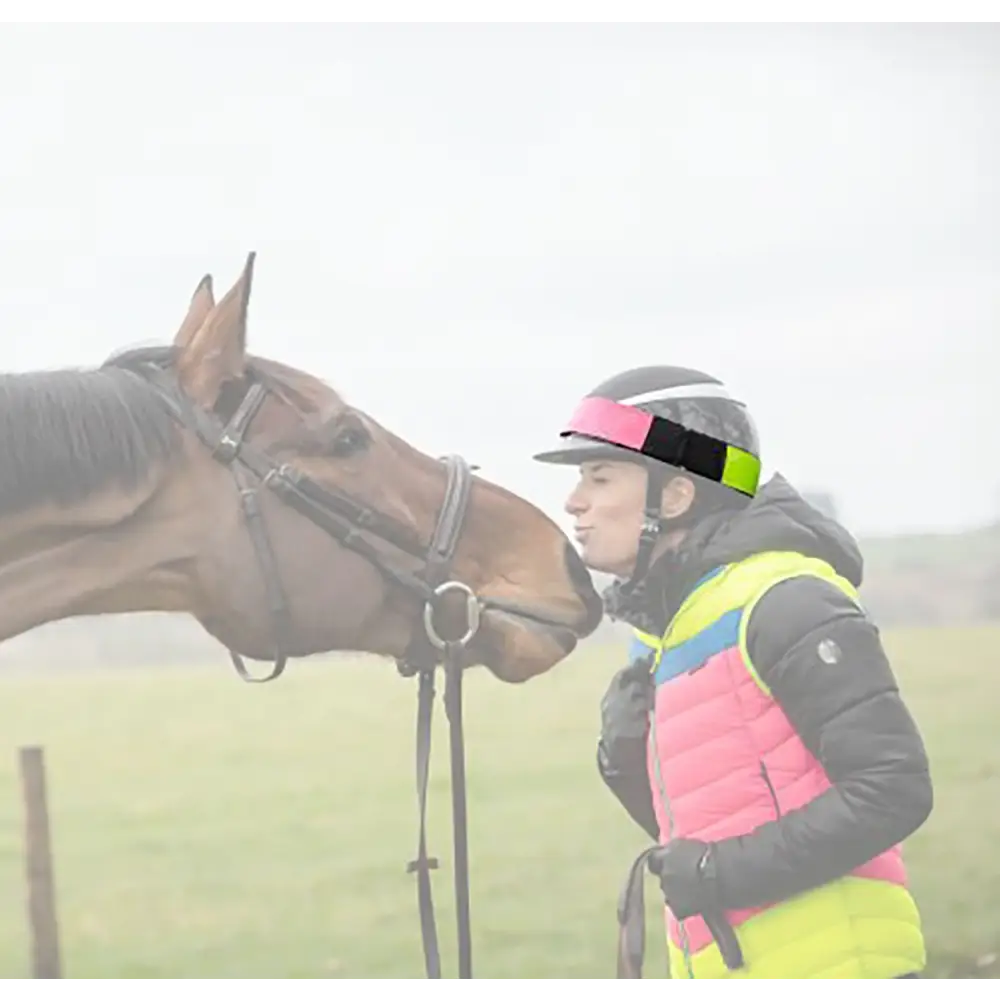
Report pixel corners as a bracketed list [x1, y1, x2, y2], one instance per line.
[0, 482, 192, 648]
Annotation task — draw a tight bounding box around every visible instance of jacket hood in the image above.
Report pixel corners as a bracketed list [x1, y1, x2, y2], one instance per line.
[692, 473, 864, 587]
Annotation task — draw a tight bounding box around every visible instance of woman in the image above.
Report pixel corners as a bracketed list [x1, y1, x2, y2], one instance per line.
[533, 364, 933, 980]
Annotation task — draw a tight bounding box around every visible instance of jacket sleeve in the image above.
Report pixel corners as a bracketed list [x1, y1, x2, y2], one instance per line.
[707, 574, 934, 911]
[596, 652, 661, 842]
[597, 736, 660, 842]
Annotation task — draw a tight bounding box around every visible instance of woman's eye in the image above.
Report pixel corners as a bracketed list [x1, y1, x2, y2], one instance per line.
[329, 426, 369, 457]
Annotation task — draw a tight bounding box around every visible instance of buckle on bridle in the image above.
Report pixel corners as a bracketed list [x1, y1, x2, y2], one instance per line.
[213, 432, 241, 464]
[423, 580, 481, 651]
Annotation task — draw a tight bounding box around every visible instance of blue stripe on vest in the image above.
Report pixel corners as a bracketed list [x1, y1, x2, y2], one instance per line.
[627, 632, 659, 667]
[654, 607, 742, 686]
[694, 565, 726, 588]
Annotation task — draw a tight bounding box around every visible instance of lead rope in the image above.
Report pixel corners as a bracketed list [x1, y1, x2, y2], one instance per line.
[443, 642, 473, 978]
[405, 573, 481, 979]
[408, 666, 443, 978]
[406, 641, 475, 978]
[615, 845, 746, 977]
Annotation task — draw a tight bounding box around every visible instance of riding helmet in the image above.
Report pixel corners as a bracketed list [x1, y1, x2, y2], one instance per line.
[532, 364, 761, 480]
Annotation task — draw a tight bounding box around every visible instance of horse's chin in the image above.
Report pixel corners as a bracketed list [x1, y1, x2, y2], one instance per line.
[472, 608, 580, 684]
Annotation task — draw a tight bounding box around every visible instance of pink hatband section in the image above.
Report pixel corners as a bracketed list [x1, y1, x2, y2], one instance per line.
[562, 395, 653, 451]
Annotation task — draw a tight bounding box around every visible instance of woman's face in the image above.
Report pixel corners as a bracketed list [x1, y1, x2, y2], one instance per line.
[563, 459, 649, 577]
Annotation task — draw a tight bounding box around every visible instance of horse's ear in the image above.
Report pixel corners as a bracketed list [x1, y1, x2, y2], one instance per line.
[177, 252, 255, 406]
[172, 274, 215, 350]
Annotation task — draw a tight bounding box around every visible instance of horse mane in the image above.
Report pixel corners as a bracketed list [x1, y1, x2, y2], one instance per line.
[0, 357, 184, 516]
[0, 342, 343, 518]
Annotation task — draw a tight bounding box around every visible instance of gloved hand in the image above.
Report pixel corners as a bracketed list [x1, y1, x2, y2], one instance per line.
[596, 657, 660, 841]
[599, 655, 654, 754]
[647, 838, 719, 921]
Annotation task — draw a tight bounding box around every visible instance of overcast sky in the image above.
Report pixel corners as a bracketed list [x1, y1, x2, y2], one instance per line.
[0, 23, 994, 537]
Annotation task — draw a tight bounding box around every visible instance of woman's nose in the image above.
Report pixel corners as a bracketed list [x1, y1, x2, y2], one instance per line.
[564, 488, 587, 517]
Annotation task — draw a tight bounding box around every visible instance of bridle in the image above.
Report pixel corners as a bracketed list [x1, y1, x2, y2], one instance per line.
[102, 345, 486, 978]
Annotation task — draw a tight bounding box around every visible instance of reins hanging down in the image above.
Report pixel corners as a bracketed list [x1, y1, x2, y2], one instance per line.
[403, 643, 475, 980]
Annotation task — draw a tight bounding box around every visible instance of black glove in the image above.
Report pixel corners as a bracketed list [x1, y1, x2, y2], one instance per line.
[599, 655, 654, 754]
[596, 656, 660, 840]
[647, 838, 718, 921]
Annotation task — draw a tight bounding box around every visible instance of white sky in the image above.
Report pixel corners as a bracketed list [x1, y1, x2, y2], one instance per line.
[0, 23, 995, 537]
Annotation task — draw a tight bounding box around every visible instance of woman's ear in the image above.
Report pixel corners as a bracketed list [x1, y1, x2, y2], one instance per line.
[661, 474, 696, 519]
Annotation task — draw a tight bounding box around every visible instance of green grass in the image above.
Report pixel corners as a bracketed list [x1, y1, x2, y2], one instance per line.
[0, 626, 997, 978]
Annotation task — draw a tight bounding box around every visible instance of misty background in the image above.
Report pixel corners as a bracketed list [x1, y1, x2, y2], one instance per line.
[0, 22, 995, 665]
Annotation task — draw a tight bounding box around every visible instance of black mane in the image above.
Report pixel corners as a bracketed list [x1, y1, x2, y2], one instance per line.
[0, 356, 182, 516]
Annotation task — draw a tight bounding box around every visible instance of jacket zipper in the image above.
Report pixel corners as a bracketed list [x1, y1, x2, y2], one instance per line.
[759, 761, 782, 817]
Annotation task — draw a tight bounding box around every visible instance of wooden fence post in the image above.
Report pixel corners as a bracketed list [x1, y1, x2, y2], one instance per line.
[18, 745, 62, 978]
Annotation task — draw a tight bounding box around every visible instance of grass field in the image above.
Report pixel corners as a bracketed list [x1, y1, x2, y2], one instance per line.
[0, 625, 997, 979]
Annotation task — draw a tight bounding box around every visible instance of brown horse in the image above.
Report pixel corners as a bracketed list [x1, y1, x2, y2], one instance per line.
[0, 253, 602, 683]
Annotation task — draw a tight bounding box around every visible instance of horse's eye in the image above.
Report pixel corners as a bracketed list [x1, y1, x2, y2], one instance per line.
[329, 425, 369, 458]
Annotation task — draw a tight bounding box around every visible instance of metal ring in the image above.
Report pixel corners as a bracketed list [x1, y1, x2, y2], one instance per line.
[423, 580, 482, 651]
